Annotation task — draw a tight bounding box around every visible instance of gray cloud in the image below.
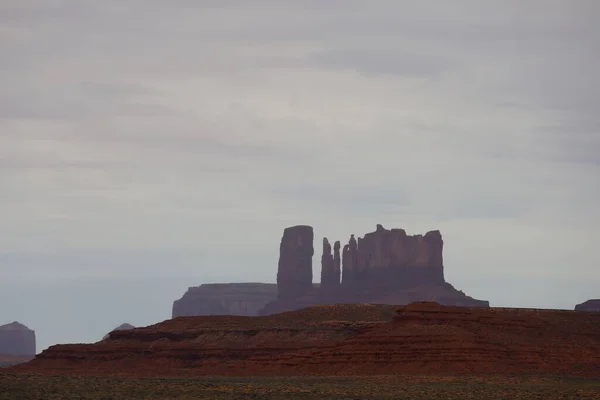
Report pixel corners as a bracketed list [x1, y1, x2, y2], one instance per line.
[313, 49, 449, 77]
[0, 0, 598, 351]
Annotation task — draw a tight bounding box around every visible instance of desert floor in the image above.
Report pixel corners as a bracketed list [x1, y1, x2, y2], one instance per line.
[1, 373, 599, 399]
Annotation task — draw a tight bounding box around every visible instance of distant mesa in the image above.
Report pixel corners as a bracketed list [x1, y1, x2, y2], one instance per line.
[172, 283, 278, 318]
[0, 321, 36, 367]
[575, 299, 600, 312]
[102, 323, 135, 340]
[171, 224, 488, 317]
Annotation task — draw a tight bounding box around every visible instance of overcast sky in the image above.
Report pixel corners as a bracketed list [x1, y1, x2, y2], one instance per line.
[1, 0, 599, 352]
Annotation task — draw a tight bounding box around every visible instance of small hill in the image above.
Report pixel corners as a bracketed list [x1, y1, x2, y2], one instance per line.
[102, 323, 135, 340]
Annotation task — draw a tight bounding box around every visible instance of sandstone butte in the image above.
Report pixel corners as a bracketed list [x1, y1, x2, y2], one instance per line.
[260, 224, 488, 314]
[173, 224, 488, 317]
[0, 321, 36, 367]
[8, 302, 600, 377]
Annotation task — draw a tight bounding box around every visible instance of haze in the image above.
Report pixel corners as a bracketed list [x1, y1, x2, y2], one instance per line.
[1, 0, 598, 352]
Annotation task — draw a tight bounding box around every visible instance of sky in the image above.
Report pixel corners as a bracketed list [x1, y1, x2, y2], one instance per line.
[0, 0, 599, 352]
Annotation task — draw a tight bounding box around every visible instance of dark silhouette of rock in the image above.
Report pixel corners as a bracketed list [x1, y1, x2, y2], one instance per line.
[261, 224, 488, 314]
[13, 303, 600, 378]
[320, 238, 338, 290]
[102, 323, 135, 340]
[341, 234, 358, 285]
[172, 283, 277, 317]
[333, 241, 341, 286]
[343, 225, 445, 292]
[276, 225, 314, 300]
[169, 224, 485, 318]
[0, 322, 36, 357]
[575, 299, 600, 312]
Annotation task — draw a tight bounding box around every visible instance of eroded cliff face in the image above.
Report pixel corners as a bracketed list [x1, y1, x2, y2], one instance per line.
[575, 299, 600, 312]
[342, 224, 445, 289]
[260, 224, 488, 315]
[0, 321, 36, 357]
[172, 283, 277, 317]
[277, 225, 314, 300]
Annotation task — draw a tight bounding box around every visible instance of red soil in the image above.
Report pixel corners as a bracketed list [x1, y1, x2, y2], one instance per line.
[8, 303, 600, 377]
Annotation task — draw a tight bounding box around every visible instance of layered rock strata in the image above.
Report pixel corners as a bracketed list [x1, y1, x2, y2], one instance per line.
[12, 303, 600, 377]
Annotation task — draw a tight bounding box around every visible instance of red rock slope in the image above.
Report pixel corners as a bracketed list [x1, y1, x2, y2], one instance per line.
[9, 303, 600, 377]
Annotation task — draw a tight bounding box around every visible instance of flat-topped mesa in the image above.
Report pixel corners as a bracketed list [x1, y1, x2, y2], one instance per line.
[172, 283, 277, 317]
[342, 224, 445, 290]
[0, 322, 36, 357]
[575, 299, 600, 312]
[277, 225, 314, 300]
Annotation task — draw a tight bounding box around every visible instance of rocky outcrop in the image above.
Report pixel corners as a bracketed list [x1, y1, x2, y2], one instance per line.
[341, 234, 358, 284]
[320, 238, 340, 291]
[276, 225, 314, 300]
[12, 303, 600, 377]
[172, 283, 277, 317]
[0, 322, 36, 362]
[342, 225, 445, 288]
[102, 323, 135, 340]
[575, 299, 600, 312]
[261, 224, 487, 314]
[333, 241, 341, 286]
[169, 223, 484, 318]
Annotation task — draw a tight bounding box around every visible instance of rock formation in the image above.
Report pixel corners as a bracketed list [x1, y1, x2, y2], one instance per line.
[341, 234, 358, 285]
[172, 283, 277, 317]
[276, 225, 314, 300]
[0, 321, 36, 366]
[333, 241, 341, 285]
[260, 224, 487, 314]
[575, 299, 600, 312]
[102, 323, 135, 340]
[320, 238, 340, 290]
[342, 225, 445, 288]
[13, 303, 600, 378]
[170, 223, 485, 318]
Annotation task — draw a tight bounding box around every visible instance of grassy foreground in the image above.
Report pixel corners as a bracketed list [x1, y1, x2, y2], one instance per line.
[0, 373, 599, 399]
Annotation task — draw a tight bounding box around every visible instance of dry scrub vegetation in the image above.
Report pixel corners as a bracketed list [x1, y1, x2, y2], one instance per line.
[1, 373, 599, 400]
